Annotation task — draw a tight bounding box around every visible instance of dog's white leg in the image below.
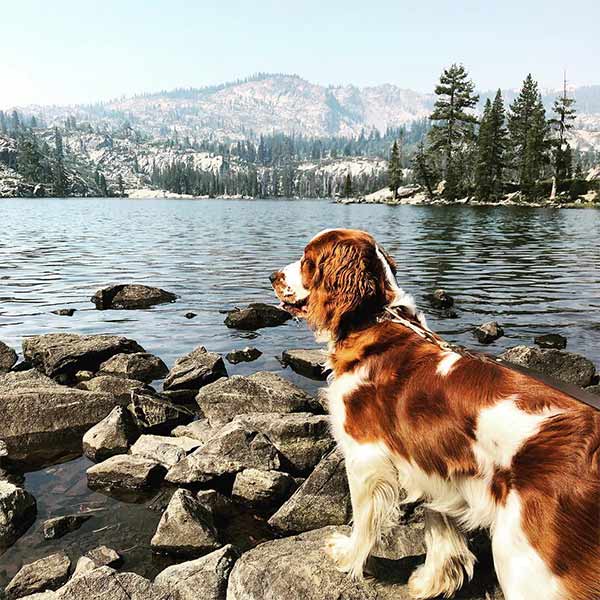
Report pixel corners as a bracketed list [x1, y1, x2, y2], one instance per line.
[408, 509, 475, 599]
[325, 443, 398, 580]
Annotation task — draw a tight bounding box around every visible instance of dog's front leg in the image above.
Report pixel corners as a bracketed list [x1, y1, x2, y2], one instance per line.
[325, 447, 398, 580]
[408, 509, 475, 599]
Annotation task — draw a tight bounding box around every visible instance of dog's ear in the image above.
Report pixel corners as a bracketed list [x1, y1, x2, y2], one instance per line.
[378, 245, 397, 275]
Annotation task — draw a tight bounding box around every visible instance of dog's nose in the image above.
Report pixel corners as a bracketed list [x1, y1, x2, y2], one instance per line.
[269, 271, 278, 284]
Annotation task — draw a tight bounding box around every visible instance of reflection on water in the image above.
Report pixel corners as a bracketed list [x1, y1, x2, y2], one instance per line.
[0, 198, 599, 583]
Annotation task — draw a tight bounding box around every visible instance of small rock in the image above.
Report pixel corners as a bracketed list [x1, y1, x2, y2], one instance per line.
[184, 312, 197, 319]
[128, 389, 195, 432]
[74, 370, 94, 382]
[83, 406, 140, 462]
[72, 556, 97, 578]
[224, 303, 291, 330]
[534, 333, 567, 350]
[91, 284, 177, 310]
[51, 308, 76, 316]
[5, 551, 71, 599]
[154, 544, 239, 600]
[281, 348, 327, 380]
[232, 469, 296, 510]
[151, 488, 221, 557]
[42, 514, 92, 539]
[586, 384, 600, 396]
[474, 321, 504, 344]
[499, 345, 596, 388]
[130, 434, 201, 466]
[85, 545, 122, 568]
[87, 455, 165, 490]
[171, 419, 214, 443]
[99, 352, 168, 383]
[0, 481, 37, 548]
[196, 371, 314, 427]
[163, 346, 227, 402]
[226, 347, 262, 364]
[268, 448, 350, 534]
[0, 340, 18, 373]
[426, 288, 454, 309]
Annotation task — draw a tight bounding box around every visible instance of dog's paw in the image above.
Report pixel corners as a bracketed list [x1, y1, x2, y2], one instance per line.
[324, 533, 365, 580]
[408, 562, 464, 599]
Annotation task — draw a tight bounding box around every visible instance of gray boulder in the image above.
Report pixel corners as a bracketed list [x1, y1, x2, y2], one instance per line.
[0, 340, 17, 373]
[82, 406, 140, 462]
[56, 567, 173, 600]
[151, 489, 220, 557]
[268, 448, 350, 534]
[163, 346, 227, 402]
[5, 551, 71, 599]
[91, 284, 177, 310]
[154, 544, 239, 600]
[77, 374, 150, 403]
[0, 370, 119, 466]
[282, 349, 328, 380]
[42, 513, 92, 539]
[22, 333, 144, 381]
[73, 544, 122, 576]
[130, 435, 201, 467]
[227, 526, 503, 600]
[165, 421, 280, 484]
[226, 347, 262, 364]
[233, 413, 334, 473]
[232, 469, 296, 510]
[534, 333, 567, 350]
[99, 352, 168, 383]
[473, 321, 504, 344]
[499, 345, 596, 387]
[128, 390, 195, 432]
[0, 481, 37, 548]
[171, 419, 214, 443]
[196, 371, 314, 427]
[87, 455, 165, 491]
[224, 303, 291, 330]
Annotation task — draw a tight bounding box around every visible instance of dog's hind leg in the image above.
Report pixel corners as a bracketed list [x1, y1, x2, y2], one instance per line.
[408, 509, 475, 599]
[325, 442, 399, 580]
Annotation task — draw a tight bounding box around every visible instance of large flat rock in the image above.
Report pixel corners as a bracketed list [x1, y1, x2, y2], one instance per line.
[5, 551, 71, 599]
[91, 284, 177, 310]
[224, 303, 291, 330]
[99, 352, 168, 383]
[87, 454, 166, 491]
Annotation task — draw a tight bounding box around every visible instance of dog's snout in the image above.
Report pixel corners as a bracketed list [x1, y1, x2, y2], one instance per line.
[269, 271, 279, 284]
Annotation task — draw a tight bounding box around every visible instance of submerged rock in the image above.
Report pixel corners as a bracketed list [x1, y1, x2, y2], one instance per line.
[499, 345, 596, 388]
[281, 348, 327, 380]
[87, 455, 166, 491]
[22, 333, 144, 381]
[196, 371, 314, 427]
[0, 481, 37, 549]
[91, 284, 177, 310]
[51, 308, 76, 316]
[85, 545, 122, 568]
[42, 513, 92, 539]
[83, 406, 140, 462]
[474, 321, 504, 344]
[130, 434, 201, 467]
[5, 551, 71, 599]
[224, 303, 291, 330]
[151, 489, 220, 558]
[154, 544, 239, 600]
[99, 352, 168, 383]
[226, 347, 262, 364]
[425, 288, 454, 309]
[0, 340, 18, 373]
[534, 333, 567, 350]
[163, 346, 227, 402]
[232, 469, 296, 510]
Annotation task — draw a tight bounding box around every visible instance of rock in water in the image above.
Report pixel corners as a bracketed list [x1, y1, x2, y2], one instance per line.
[163, 346, 227, 402]
[196, 371, 314, 427]
[151, 488, 220, 557]
[4, 551, 71, 599]
[534, 333, 567, 350]
[425, 289, 454, 309]
[268, 448, 350, 534]
[499, 345, 596, 388]
[224, 303, 291, 330]
[0, 481, 37, 549]
[0, 340, 18, 373]
[99, 352, 168, 383]
[474, 321, 504, 344]
[83, 406, 140, 462]
[281, 348, 327, 380]
[91, 284, 177, 310]
[51, 308, 76, 316]
[226, 347, 262, 364]
[130, 434, 201, 466]
[87, 455, 166, 491]
[154, 544, 239, 600]
[22, 333, 144, 380]
[85, 545, 122, 568]
[232, 469, 296, 510]
[42, 514, 92, 539]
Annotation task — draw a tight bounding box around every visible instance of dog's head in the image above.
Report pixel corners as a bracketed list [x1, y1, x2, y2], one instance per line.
[270, 228, 412, 340]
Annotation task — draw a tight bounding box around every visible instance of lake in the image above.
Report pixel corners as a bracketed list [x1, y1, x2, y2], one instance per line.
[0, 197, 599, 584]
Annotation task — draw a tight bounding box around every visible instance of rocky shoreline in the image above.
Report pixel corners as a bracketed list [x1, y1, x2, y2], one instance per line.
[1, 286, 598, 599]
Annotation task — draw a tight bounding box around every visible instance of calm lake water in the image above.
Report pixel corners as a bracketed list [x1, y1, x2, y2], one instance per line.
[1, 198, 599, 584]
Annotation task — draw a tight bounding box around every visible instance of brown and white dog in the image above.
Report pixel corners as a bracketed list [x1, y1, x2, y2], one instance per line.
[270, 228, 600, 600]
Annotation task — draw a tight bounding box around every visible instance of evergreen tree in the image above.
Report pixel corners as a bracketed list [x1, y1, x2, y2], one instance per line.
[475, 90, 508, 201]
[0, 110, 6, 134]
[507, 74, 549, 197]
[10, 110, 20, 132]
[343, 173, 353, 198]
[53, 129, 68, 196]
[388, 140, 403, 198]
[428, 64, 479, 200]
[413, 141, 437, 198]
[549, 74, 577, 186]
[16, 134, 43, 182]
[117, 174, 125, 197]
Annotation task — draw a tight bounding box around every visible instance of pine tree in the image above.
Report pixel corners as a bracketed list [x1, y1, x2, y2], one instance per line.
[53, 128, 68, 196]
[0, 110, 6, 134]
[475, 90, 508, 201]
[507, 74, 549, 197]
[117, 174, 125, 197]
[428, 64, 479, 200]
[549, 73, 577, 186]
[343, 173, 353, 198]
[16, 134, 43, 182]
[388, 140, 403, 198]
[413, 141, 437, 198]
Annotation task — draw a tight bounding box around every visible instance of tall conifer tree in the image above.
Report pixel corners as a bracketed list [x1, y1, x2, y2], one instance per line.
[549, 73, 577, 185]
[388, 140, 403, 198]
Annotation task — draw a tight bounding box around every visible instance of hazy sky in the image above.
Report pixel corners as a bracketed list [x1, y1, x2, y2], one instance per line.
[1, 0, 598, 108]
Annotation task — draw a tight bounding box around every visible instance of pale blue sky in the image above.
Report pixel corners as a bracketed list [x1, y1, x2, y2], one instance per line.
[1, 0, 598, 108]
